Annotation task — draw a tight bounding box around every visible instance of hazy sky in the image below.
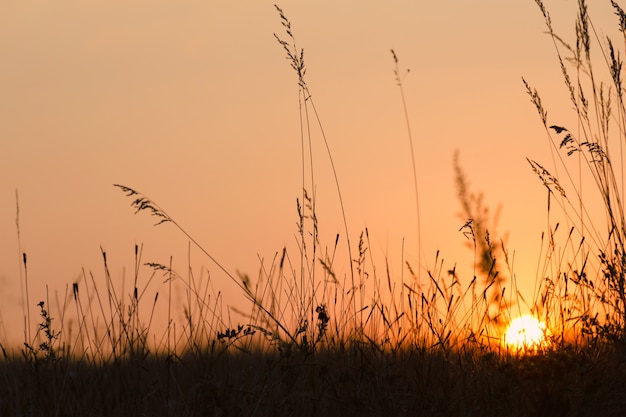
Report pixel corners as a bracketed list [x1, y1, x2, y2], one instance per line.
[0, 0, 621, 346]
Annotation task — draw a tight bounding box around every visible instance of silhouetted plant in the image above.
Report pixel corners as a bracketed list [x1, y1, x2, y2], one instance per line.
[23, 301, 60, 364]
[526, 0, 626, 343]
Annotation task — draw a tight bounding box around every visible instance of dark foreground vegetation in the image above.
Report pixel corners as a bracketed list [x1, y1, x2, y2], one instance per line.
[2, 342, 626, 417]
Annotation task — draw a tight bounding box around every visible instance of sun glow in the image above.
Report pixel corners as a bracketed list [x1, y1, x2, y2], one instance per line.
[504, 315, 550, 351]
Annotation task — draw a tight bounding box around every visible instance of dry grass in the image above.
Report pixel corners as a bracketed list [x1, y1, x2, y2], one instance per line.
[3, 1, 626, 416]
[3, 341, 626, 416]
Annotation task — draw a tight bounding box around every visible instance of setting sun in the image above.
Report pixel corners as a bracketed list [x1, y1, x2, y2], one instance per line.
[504, 315, 550, 350]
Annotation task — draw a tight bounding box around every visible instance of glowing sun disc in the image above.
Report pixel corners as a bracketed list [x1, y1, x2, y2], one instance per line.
[504, 315, 550, 350]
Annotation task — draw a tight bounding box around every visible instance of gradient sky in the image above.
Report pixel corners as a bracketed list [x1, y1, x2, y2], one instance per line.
[0, 0, 621, 346]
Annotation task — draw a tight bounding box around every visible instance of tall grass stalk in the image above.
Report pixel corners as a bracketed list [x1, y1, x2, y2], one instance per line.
[273, 5, 359, 331]
[14, 190, 30, 345]
[391, 50, 423, 284]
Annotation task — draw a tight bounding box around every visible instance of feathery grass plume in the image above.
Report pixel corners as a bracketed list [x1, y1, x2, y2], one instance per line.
[454, 151, 510, 327]
[527, 158, 567, 198]
[114, 184, 233, 285]
[523, 77, 548, 127]
[528, 0, 626, 342]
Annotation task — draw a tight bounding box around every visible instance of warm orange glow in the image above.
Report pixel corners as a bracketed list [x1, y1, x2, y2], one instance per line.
[504, 315, 550, 350]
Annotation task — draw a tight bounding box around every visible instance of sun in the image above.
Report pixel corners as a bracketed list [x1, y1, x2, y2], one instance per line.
[504, 315, 550, 350]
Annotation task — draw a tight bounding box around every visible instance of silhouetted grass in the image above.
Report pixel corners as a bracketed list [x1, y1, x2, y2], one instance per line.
[3, 1, 626, 416]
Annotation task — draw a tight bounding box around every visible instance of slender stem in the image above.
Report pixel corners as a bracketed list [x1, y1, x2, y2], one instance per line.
[392, 50, 422, 285]
[303, 88, 356, 326]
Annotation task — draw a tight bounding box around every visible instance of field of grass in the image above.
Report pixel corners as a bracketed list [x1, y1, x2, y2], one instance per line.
[3, 1, 626, 415]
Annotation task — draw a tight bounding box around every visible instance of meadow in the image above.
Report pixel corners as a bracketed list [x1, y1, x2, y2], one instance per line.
[2, 1, 626, 415]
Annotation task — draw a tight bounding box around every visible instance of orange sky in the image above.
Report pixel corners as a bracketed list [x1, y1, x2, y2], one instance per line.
[0, 1, 622, 347]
